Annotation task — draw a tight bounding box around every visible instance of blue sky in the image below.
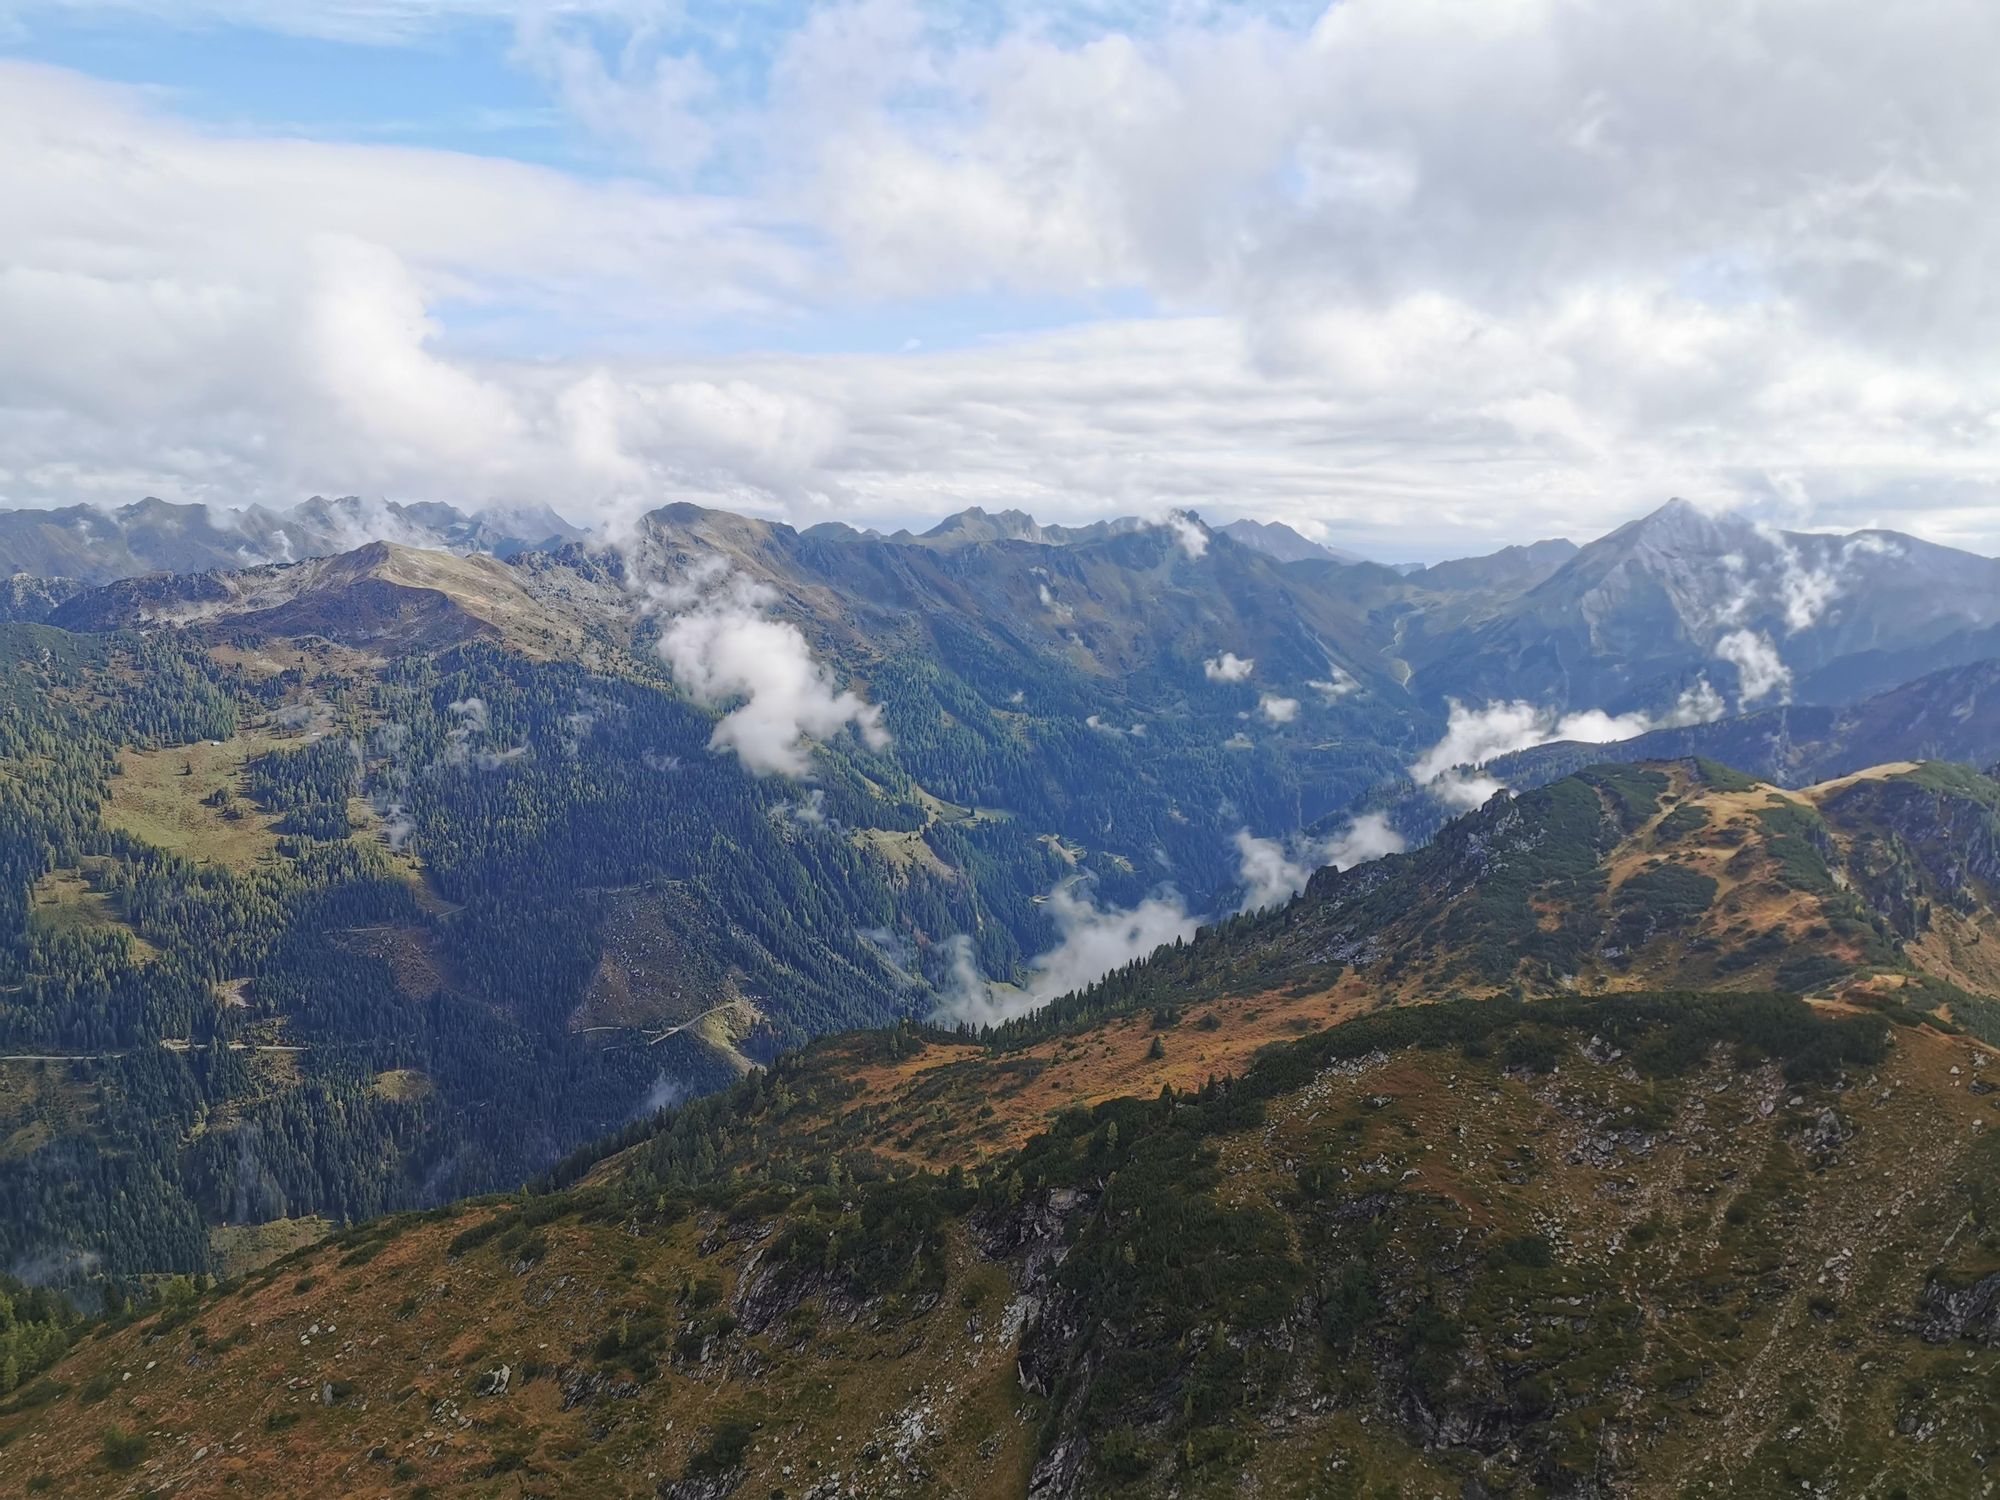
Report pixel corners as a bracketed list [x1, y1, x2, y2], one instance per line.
[9, 11, 553, 150]
[2, 3, 1181, 358]
[2, 1, 1998, 559]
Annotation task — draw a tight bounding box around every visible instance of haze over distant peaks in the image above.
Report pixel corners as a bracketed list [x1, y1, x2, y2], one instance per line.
[903, 509, 1363, 565]
[0, 495, 584, 587]
[1215, 516, 1362, 564]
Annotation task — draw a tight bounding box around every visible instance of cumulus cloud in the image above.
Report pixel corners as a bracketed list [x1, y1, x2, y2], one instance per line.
[930, 883, 1199, 1028]
[650, 558, 889, 777]
[10, 6, 2000, 554]
[1714, 629, 1794, 706]
[1409, 683, 1726, 807]
[1257, 694, 1301, 725]
[0, 61, 810, 518]
[1233, 811, 1405, 913]
[1204, 651, 1255, 682]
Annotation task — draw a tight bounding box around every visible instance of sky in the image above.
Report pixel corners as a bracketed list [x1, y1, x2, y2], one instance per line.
[4, 0, 2000, 561]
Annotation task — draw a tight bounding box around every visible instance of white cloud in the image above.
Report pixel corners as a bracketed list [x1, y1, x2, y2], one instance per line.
[1257, 693, 1300, 725]
[1308, 668, 1357, 700]
[1204, 650, 1254, 682]
[1751, 526, 1910, 636]
[1409, 682, 1726, 807]
[1165, 510, 1209, 559]
[448, 696, 489, 736]
[1757, 526, 1844, 636]
[513, 10, 720, 181]
[0, 61, 807, 515]
[636, 1073, 690, 1120]
[1086, 713, 1146, 737]
[1233, 830, 1308, 914]
[1233, 810, 1404, 912]
[10, 3, 2000, 554]
[1714, 629, 1793, 706]
[1321, 810, 1408, 875]
[782, 788, 829, 825]
[441, 694, 527, 769]
[930, 934, 1001, 1027]
[649, 559, 890, 777]
[929, 881, 1198, 1027]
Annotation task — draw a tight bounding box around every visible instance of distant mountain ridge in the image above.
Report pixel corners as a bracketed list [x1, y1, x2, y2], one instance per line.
[18, 495, 2000, 750]
[1402, 498, 2000, 711]
[47, 539, 614, 656]
[0, 495, 583, 589]
[1490, 657, 2000, 791]
[1215, 515, 1361, 563]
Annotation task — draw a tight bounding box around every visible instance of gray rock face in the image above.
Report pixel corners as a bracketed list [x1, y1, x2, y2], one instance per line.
[473, 1363, 511, 1397]
[1920, 1270, 2000, 1344]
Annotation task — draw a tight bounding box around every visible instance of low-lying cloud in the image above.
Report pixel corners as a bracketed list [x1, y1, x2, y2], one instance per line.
[1233, 811, 1406, 913]
[1759, 526, 1902, 636]
[1086, 714, 1145, 737]
[930, 882, 1199, 1028]
[1409, 683, 1725, 808]
[1164, 512, 1210, 560]
[1714, 629, 1793, 706]
[650, 557, 890, 777]
[636, 1074, 690, 1120]
[443, 694, 530, 771]
[1204, 651, 1254, 682]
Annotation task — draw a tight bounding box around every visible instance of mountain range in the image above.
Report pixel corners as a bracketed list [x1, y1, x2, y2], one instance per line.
[0, 492, 1998, 1496]
[1493, 657, 2000, 792]
[18, 497, 2000, 716]
[0, 495, 583, 592]
[1399, 498, 2000, 712]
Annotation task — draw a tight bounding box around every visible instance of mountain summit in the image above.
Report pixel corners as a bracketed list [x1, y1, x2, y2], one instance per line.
[1407, 498, 2000, 711]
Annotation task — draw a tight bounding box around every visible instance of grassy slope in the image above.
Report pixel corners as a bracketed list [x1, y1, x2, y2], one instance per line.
[7, 759, 2000, 1496]
[1114, 760, 1992, 1013]
[3, 989, 1994, 1499]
